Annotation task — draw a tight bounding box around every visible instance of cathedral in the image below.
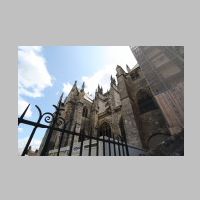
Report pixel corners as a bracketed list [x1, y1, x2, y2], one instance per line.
[37, 46, 184, 156]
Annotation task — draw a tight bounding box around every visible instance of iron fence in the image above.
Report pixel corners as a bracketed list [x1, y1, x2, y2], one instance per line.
[18, 94, 145, 156]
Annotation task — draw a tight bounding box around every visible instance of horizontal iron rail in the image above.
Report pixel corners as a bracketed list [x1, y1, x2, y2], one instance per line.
[18, 118, 145, 152]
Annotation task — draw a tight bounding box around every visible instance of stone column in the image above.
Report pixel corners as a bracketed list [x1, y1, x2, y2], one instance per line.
[71, 101, 83, 143]
[116, 65, 142, 148]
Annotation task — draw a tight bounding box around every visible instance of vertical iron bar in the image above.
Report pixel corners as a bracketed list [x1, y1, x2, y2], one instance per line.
[68, 124, 76, 156]
[112, 134, 116, 156]
[96, 136, 99, 156]
[21, 125, 39, 156]
[96, 129, 99, 156]
[88, 128, 92, 156]
[40, 96, 63, 156]
[123, 132, 129, 156]
[65, 131, 70, 149]
[40, 115, 58, 155]
[57, 123, 67, 156]
[68, 134, 75, 156]
[108, 134, 111, 156]
[79, 130, 85, 156]
[117, 137, 121, 156]
[103, 132, 105, 156]
[121, 138, 125, 156]
[21, 108, 42, 156]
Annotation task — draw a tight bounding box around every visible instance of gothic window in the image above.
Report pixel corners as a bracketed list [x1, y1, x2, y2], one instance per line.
[136, 90, 158, 114]
[105, 102, 109, 107]
[99, 122, 111, 138]
[82, 107, 88, 118]
[131, 72, 139, 80]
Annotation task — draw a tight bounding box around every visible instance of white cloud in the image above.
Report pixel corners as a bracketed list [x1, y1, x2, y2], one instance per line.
[105, 46, 137, 69]
[18, 46, 53, 118]
[18, 137, 41, 155]
[18, 46, 53, 98]
[62, 82, 73, 96]
[18, 127, 23, 133]
[82, 64, 116, 97]
[18, 46, 42, 53]
[81, 46, 137, 97]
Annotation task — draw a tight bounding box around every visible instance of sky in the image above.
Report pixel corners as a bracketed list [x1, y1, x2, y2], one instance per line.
[18, 46, 137, 154]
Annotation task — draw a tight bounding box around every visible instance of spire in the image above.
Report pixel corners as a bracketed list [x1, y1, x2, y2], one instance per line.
[100, 86, 103, 94]
[111, 75, 116, 86]
[57, 92, 64, 107]
[97, 84, 101, 93]
[59, 92, 64, 103]
[126, 64, 131, 73]
[73, 80, 77, 87]
[81, 81, 85, 92]
[97, 84, 103, 94]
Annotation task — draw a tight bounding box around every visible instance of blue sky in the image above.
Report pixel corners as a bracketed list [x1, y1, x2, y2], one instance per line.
[18, 46, 137, 154]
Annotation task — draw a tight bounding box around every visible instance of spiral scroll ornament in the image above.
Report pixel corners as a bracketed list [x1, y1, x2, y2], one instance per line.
[42, 112, 55, 124]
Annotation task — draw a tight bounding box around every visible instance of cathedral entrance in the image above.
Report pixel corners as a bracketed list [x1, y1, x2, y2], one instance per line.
[99, 122, 111, 138]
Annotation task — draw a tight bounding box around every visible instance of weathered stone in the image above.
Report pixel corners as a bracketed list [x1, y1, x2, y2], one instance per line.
[38, 47, 184, 155]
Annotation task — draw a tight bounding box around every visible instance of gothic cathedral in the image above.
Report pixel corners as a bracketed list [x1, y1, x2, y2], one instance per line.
[38, 63, 170, 154]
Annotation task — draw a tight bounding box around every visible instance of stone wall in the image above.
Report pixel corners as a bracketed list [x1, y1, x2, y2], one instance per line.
[131, 46, 184, 135]
[39, 55, 182, 155]
[116, 64, 169, 149]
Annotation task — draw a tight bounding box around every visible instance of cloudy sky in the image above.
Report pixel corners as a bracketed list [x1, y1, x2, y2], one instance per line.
[18, 46, 137, 154]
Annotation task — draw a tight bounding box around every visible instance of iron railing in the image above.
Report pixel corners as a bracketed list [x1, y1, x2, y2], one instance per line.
[18, 95, 145, 156]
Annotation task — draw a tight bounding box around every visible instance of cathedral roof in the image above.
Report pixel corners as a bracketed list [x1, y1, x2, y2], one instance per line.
[84, 93, 93, 103]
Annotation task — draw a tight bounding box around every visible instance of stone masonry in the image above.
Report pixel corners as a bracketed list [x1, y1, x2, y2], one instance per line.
[38, 62, 173, 155]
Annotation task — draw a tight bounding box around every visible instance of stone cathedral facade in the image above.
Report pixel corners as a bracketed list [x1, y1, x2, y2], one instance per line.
[37, 46, 184, 156]
[38, 63, 171, 155]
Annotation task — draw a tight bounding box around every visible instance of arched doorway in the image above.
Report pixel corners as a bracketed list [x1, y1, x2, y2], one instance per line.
[99, 122, 111, 138]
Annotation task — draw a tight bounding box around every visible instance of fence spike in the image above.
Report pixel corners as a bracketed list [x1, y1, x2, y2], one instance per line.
[18, 104, 30, 125]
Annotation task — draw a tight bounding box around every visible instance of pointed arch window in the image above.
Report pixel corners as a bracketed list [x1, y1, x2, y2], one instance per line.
[136, 90, 158, 114]
[82, 107, 88, 118]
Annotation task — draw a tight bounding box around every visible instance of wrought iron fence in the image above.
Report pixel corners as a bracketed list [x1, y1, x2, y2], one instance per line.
[18, 94, 145, 156]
